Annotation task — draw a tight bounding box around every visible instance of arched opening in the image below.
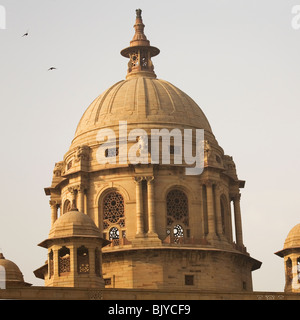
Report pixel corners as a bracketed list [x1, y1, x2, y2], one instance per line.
[63, 199, 71, 214]
[166, 189, 189, 243]
[77, 246, 89, 274]
[58, 246, 70, 275]
[102, 191, 125, 240]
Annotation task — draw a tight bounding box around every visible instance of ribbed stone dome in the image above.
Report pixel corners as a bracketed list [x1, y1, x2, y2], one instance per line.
[72, 77, 213, 147]
[49, 209, 102, 239]
[70, 8, 214, 150]
[284, 223, 300, 249]
[0, 253, 31, 287]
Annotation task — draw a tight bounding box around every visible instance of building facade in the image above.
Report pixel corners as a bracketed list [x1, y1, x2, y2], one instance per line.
[2, 9, 299, 300]
[37, 9, 261, 292]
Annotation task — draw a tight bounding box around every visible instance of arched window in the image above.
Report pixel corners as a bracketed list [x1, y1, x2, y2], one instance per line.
[102, 191, 125, 238]
[58, 246, 70, 275]
[77, 246, 89, 274]
[63, 199, 71, 214]
[166, 189, 189, 242]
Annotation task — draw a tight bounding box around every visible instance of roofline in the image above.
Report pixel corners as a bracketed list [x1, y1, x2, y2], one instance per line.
[38, 235, 111, 249]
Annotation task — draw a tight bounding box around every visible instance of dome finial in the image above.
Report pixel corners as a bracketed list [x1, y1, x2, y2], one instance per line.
[136, 8, 142, 19]
[120, 9, 160, 79]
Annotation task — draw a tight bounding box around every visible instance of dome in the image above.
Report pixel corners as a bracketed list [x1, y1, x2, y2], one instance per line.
[0, 253, 31, 287]
[283, 223, 300, 249]
[73, 78, 213, 147]
[49, 209, 102, 239]
[71, 9, 213, 149]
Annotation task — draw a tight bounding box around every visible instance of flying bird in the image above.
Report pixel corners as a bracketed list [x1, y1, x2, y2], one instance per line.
[22, 31, 29, 37]
[48, 67, 57, 71]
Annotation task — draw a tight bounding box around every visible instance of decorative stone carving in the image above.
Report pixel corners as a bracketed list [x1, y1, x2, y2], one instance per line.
[53, 162, 64, 177]
[75, 145, 90, 162]
[223, 155, 238, 179]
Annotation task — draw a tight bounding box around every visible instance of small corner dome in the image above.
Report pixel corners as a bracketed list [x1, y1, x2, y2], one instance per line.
[284, 223, 300, 249]
[0, 253, 25, 283]
[49, 209, 102, 239]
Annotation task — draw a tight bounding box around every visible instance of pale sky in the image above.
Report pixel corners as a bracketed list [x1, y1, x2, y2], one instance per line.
[0, 0, 300, 292]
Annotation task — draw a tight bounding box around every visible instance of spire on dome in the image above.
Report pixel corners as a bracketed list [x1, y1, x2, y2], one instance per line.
[121, 9, 160, 79]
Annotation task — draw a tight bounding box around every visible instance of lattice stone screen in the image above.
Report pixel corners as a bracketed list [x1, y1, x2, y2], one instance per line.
[103, 192, 125, 230]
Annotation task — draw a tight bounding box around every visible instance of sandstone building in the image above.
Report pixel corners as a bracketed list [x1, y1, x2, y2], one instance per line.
[0, 9, 299, 300]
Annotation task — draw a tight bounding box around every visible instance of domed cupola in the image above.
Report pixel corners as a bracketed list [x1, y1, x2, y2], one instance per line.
[72, 8, 213, 150]
[34, 207, 110, 288]
[41, 9, 261, 292]
[0, 252, 31, 288]
[275, 223, 300, 292]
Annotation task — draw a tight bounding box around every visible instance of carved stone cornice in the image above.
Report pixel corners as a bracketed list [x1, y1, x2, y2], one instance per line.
[53, 162, 64, 177]
[74, 145, 90, 162]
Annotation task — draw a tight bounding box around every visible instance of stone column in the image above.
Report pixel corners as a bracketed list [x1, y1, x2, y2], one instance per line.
[206, 180, 217, 240]
[146, 176, 156, 235]
[214, 185, 224, 238]
[84, 190, 88, 215]
[70, 245, 76, 278]
[233, 193, 243, 247]
[50, 200, 58, 227]
[227, 198, 233, 243]
[89, 246, 95, 275]
[77, 185, 86, 213]
[134, 177, 144, 237]
[68, 187, 77, 210]
[53, 248, 59, 278]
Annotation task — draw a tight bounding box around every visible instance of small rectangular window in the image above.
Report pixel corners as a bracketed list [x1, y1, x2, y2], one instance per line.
[104, 278, 112, 286]
[185, 275, 194, 286]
